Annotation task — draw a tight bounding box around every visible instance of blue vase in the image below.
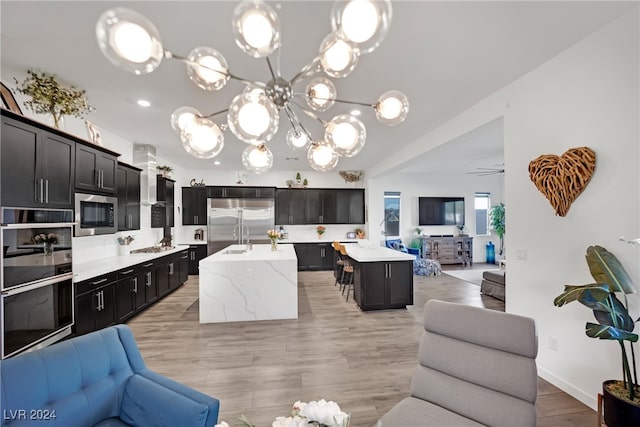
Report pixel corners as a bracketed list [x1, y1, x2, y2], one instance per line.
[486, 241, 495, 264]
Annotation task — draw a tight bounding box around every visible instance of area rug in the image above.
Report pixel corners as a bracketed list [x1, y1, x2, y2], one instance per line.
[443, 268, 500, 286]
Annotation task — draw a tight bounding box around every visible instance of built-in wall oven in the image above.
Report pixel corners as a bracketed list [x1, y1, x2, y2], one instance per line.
[1, 207, 74, 359]
[75, 193, 117, 236]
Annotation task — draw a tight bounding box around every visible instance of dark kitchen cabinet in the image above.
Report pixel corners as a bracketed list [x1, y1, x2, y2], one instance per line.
[74, 273, 117, 336]
[188, 245, 208, 275]
[336, 189, 365, 224]
[207, 186, 275, 199]
[75, 144, 117, 195]
[115, 267, 139, 323]
[351, 259, 413, 311]
[152, 176, 175, 228]
[182, 186, 207, 225]
[294, 243, 333, 271]
[177, 250, 189, 285]
[116, 163, 141, 231]
[305, 190, 337, 224]
[141, 261, 158, 305]
[275, 189, 306, 225]
[157, 258, 171, 297]
[1, 115, 75, 209]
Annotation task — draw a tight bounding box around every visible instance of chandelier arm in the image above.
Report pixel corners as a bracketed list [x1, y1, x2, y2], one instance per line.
[168, 51, 266, 87]
[291, 100, 327, 126]
[292, 91, 375, 108]
[285, 105, 314, 142]
[198, 108, 229, 119]
[266, 57, 278, 81]
[290, 57, 321, 85]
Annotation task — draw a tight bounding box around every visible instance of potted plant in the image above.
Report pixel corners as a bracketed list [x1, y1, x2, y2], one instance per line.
[303, 178, 308, 188]
[157, 165, 173, 177]
[14, 69, 93, 129]
[554, 245, 639, 426]
[489, 203, 505, 255]
[295, 172, 301, 184]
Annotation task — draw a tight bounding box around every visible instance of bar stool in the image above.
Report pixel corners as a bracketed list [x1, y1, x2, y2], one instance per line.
[339, 245, 354, 301]
[333, 241, 344, 286]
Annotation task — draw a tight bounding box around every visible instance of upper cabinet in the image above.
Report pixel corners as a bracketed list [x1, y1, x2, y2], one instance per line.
[75, 144, 117, 195]
[275, 188, 363, 225]
[206, 186, 275, 199]
[182, 186, 207, 226]
[116, 162, 141, 231]
[152, 176, 174, 228]
[1, 113, 75, 209]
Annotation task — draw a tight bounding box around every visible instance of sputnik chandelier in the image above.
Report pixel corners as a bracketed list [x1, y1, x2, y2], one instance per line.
[96, 0, 409, 173]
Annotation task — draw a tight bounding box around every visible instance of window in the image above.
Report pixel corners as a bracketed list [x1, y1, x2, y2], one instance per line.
[384, 192, 401, 239]
[475, 193, 490, 236]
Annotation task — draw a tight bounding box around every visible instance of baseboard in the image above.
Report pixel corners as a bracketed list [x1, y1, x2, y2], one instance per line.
[538, 367, 597, 410]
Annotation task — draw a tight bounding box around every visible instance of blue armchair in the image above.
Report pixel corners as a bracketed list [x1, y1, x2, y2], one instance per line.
[385, 239, 408, 253]
[0, 324, 219, 427]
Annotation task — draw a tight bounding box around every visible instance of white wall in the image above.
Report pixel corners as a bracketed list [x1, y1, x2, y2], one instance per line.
[366, 172, 504, 262]
[368, 9, 639, 409]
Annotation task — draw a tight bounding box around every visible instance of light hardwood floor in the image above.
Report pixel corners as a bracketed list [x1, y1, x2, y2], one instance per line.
[127, 266, 595, 427]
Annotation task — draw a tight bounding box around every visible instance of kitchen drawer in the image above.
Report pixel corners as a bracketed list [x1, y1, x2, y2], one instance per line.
[75, 272, 117, 296]
[117, 265, 140, 280]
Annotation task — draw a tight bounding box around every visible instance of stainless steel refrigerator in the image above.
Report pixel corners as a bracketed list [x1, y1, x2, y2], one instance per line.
[207, 198, 274, 255]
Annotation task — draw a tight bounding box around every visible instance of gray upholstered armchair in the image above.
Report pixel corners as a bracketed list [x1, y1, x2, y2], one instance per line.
[379, 300, 538, 427]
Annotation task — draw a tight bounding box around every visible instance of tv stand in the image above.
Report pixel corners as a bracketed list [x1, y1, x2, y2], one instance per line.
[421, 236, 473, 266]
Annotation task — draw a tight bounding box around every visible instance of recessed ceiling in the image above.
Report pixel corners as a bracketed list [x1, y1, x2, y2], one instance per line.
[1, 1, 635, 173]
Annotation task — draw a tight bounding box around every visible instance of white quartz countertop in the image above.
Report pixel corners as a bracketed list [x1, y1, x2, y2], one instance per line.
[276, 238, 360, 244]
[202, 244, 297, 262]
[73, 245, 189, 283]
[178, 240, 207, 245]
[344, 244, 416, 262]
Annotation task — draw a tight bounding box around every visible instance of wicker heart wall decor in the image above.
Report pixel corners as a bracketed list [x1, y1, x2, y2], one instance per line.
[528, 146, 596, 217]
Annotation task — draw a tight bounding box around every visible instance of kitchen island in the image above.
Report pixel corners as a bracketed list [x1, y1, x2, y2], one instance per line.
[344, 243, 416, 311]
[199, 244, 298, 323]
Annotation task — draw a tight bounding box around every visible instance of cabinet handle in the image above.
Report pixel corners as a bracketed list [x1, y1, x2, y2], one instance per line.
[45, 180, 49, 203]
[169, 263, 174, 275]
[143, 263, 154, 268]
[95, 292, 101, 311]
[121, 269, 134, 275]
[146, 272, 152, 286]
[388, 264, 392, 278]
[92, 278, 108, 285]
[100, 170, 104, 188]
[133, 277, 138, 293]
[39, 178, 44, 203]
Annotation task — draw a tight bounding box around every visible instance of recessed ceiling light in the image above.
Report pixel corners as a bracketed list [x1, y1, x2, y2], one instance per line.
[350, 109, 361, 116]
[213, 160, 221, 165]
[137, 99, 151, 107]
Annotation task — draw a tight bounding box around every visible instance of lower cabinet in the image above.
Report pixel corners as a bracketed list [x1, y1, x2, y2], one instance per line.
[74, 250, 189, 337]
[351, 259, 413, 311]
[74, 272, 117, 336]
[188, 245, 208, 275]
[294, 243, 334, 271]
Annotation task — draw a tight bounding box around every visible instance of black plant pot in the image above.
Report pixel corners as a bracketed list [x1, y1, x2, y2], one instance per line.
[603, 380, 640, 427]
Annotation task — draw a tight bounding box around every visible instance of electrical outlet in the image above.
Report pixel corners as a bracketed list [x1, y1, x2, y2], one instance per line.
[548, 336, 558, 352]
[517, 249, 528, 260]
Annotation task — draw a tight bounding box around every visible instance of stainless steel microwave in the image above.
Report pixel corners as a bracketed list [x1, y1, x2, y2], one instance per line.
[74, 193, 117, 236]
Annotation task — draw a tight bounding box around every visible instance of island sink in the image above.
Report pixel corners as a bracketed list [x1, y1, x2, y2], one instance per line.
[224, 249, 247, 255]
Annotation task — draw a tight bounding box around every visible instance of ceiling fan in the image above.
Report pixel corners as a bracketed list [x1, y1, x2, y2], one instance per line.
[467, 164, 505, 176]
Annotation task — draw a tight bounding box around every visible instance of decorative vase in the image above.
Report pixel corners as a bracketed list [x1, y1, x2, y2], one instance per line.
[603, 380, 640, 427]
[318, 233, 323, 239]
[47, 113, 64, 130]
[270, 238, 278, 251]
[43, 242, 54, 256]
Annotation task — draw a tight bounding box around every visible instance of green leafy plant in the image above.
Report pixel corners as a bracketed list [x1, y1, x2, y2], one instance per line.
[489, 203, 505, 255]
[554, 245, 639, 402]
[14, 69, 93, 128]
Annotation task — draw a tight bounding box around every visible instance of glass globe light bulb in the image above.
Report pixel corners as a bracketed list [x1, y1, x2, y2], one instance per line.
[325, 114, 366, 157]
[319, 34, 359, 78]
[186, 47, 229, 91]
[227, 93, 279, 144]
[305, 77, 336, 112]
[375, 90, 410, 125]
[232, 1, 281, 58]
[286, 128, 310, 150]
[242, 144, 273, 173]
[96, 8, 164, 75]
[308, 142, 339, 171]
[181, 118, 224, 159]
[332, 0, 392, 54]
[170, 106, 200, 134]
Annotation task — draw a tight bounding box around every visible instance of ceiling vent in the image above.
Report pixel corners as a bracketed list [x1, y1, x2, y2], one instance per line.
[133, 144, 157, 205]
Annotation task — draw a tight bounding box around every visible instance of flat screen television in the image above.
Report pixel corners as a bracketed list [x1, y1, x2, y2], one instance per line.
[418, 197, 465, 226]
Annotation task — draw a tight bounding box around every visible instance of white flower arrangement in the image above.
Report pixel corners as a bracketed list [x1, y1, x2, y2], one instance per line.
[216, 399, 350, 427]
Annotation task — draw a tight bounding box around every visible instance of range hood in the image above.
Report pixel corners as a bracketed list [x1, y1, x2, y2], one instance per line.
[133, 144, 157, 205]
